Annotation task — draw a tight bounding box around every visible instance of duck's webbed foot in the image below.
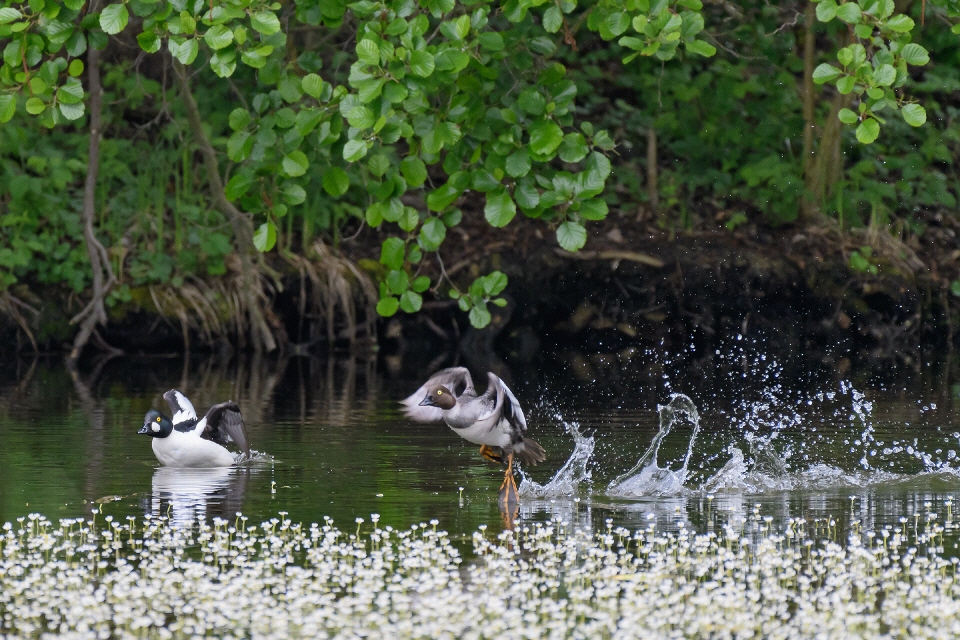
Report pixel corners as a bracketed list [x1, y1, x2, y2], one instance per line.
[498, 452, 519, 506]
[479, 444, 503, 464]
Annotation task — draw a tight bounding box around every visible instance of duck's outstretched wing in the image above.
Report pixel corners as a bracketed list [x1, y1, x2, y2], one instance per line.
[200, 401, 249, 457]
[401, 367, 475, 422]
[486, 373, 527, 435]
[164, 389, 198, 430]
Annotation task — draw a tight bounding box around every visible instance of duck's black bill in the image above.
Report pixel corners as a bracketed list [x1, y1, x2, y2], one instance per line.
[419, 396, 436, 407]
[137, 424, 150, 435]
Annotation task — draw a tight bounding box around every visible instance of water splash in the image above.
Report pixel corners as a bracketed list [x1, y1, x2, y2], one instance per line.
[520, 417, 594, 498]
[606, 394, 700, 497]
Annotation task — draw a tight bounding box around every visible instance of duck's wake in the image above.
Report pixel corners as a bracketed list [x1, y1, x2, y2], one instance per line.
[237, 449, 274, 464]
[519, 416, 593, 498]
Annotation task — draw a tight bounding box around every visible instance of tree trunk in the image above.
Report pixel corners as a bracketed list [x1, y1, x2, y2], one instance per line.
[70, 41, 120, 361]
[172, 62, 277, 353]
[800, 3, 851, 221]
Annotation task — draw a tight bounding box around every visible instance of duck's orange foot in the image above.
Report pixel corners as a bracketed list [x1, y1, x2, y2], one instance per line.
[497, 468, 520, 507]
[479, 444, 503, 464]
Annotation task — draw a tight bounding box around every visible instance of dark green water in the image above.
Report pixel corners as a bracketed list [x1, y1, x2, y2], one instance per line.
[2, 340, 960, 542]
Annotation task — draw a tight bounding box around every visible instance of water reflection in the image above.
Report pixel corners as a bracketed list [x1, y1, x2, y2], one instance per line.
[147, 467, 251, 527]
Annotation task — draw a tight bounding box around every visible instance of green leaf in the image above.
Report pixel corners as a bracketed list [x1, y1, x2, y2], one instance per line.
[251, 11, 281, 35]
[517, 87, 546, 115]
[323, 166, 351, 196]
[816, 0, 837, 22]
[401, 156, 428, 187]
[302, 73, 324, 98]
[468, 303, 491, 328]
[412, 276, 431, 293]
[0, 94, 15, 123]
[225, 173, 253, 200]
[558, 133, 588, 163]
[409, 50, 435, 77]
[951, 280, 960, 297]
[505, 149, 531, 178]
[0, 8, 23, 24]
[282, 151, 309, 177]
[25, 97, 46, 115]
[229, 108, 250, 131]
[579, 199, 608, 221]
[253, 222, 277, 252]
[137, 30, 161, 53]
[478, 31, 504, 51]
[529, 119, 564, 156]
[482, 271, 507, 295]
[419, 217, 446, 251]
[855, 118, 880, 144]
[169, 39, 199, 65]
[484, 188, 516, 227]
[386, 269, 409, 295]
[838, 108, 859, 124]
[812, 63, 842, 84]
[368, 154, 390, 177]
[99, 4, 128, 34]
[398, 206, 419, 232]
[835, 3, 861, 23]
[346, 105, 375, 129]
[356, 39, 380, 66]
[68, 59, 84, 77]
[885, 14, 914, 33]
[204, 24, 233, 50]
[899, 43, 929, 66]
[400, 290, 422, 313]
[282, 183, 307, 205]
[427, 183, 461, 211]
[836, 76, 856, 94]
[901, 103, 926, 127]
[58, 102, 85, 120]
[543, 6, 562, 33]
[343, 139, 368, 162]
[227, 131, 252, 161]
[873, 64, 896, 87]
[685, 40, 716, 57]
[376, 296, 400, 317]
[380, 237, 405, 270]
[557, 221, 587, 251]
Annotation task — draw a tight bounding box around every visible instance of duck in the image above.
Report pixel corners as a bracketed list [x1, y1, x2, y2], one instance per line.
[401, 367, 545, 503]
[139, 390, 250, 468]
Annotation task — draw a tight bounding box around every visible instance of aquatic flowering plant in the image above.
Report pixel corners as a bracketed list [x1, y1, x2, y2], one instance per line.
[1, 507, 960, 637]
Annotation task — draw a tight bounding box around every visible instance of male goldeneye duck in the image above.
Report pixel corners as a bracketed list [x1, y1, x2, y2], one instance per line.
[139, 390, 250, 468]
[401, 367, 545, 504]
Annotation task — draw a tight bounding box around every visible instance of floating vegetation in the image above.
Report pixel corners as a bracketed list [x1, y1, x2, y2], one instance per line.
[2, 505, 960, 638]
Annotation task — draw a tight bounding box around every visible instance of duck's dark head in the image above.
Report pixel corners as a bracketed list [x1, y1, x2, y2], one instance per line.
[420, 385, 457, 410]
[139, 410, 173, 438]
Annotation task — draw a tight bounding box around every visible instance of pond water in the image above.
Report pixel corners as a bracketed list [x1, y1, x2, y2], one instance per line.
[2, 337, 960, 547]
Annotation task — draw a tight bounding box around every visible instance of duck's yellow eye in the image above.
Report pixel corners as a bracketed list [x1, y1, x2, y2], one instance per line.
[437, 390, 443, 395]
[156, 417, 161, 422]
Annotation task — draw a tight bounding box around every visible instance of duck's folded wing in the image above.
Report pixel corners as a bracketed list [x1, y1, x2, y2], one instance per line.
[401, 367, 475, 422]
[201, 401, 249, 457]
[488, 372, 527, 434]
[164, 389, 198, 428]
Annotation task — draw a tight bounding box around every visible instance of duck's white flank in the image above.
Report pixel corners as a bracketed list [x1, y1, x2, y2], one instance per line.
[152, 429, 236, 467]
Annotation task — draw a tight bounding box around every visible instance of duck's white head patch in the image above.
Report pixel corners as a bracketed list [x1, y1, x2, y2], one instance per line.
[151, 422, 160, 432]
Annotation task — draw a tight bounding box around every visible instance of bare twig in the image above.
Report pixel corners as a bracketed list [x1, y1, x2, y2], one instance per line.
[70, 31, 122, 362]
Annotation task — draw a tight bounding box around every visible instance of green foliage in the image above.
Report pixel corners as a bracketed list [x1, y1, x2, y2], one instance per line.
[811, 0, 930, 143]
[848, 247, 879, 275]
[2, 0, 960, 334]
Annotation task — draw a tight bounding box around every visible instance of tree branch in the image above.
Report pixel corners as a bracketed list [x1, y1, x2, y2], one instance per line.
[172, 60, 277, 353]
